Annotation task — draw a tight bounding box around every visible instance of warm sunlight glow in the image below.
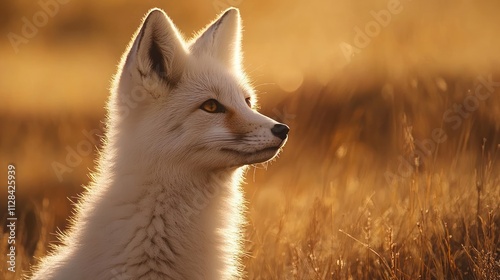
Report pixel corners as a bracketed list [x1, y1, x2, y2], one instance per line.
[1, 1, 499, 279]
[275, 67, 304, 93]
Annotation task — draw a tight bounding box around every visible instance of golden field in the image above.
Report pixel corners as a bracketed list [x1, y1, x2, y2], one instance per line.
[0, 0, 499, 279]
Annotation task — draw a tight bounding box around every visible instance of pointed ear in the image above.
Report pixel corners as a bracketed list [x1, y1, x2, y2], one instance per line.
[190, 8, 242, 71]
[125, 9, 186, 86]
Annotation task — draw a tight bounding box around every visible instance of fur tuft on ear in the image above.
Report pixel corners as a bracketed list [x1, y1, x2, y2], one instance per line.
[125, 9, 186, 86]
[190, 8, 242, 72]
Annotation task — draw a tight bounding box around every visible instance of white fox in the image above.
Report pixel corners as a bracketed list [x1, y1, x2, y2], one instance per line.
[29, 7, 288, 280]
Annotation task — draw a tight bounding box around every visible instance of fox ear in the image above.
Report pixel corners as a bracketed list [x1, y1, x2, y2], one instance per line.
[190, 8, 242, 71]
[125, 9, 186, 86]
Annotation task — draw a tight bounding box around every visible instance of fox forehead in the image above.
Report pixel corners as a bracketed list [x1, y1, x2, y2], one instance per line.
[179, 56, 256, 103]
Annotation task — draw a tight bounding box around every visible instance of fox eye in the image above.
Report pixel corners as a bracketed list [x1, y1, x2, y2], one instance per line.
[200, 99, 226, 113]
[245, 97, 252, 108]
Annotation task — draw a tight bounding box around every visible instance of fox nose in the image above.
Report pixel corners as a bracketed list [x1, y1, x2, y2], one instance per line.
[271, 124, 289, 140]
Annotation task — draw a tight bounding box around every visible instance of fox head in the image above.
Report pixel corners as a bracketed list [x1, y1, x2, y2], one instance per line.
[110, 8, 289, 171]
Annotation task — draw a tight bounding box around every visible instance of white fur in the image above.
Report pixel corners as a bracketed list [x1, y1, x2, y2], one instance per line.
[29, 8, 288, 280]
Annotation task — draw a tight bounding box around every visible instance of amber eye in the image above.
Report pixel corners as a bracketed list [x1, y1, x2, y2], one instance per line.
[200, 99, 226, 113]
[245, 97, 252, 108]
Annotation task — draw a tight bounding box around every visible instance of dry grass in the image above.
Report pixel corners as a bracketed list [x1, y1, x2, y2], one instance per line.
[1, 1, 500, 279]
[238, 69, 500, 279]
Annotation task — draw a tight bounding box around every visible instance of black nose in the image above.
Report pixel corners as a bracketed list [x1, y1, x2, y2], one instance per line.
[271, 124, 289, 140]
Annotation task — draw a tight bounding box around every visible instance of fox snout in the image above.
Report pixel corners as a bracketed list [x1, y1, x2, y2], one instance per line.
[271, 124, 290, 140]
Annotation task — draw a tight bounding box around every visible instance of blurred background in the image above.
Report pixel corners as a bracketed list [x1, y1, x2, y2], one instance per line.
[1, 0, 499, 279]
